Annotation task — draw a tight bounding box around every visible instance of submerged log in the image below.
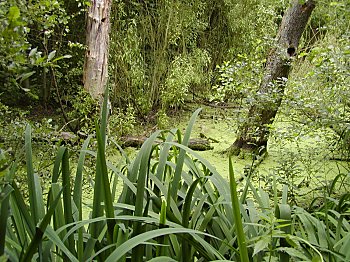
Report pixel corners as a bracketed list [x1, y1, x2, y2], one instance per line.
[121, 136, 147, 148]
[120, 136, 213, 151]
[188, 139, 213, 151]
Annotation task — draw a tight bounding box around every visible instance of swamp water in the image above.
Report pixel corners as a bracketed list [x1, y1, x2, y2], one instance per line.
[53, 109, 347, 218]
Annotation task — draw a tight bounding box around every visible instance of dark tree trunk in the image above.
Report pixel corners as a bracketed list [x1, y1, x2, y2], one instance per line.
[229, 0, 316, 156]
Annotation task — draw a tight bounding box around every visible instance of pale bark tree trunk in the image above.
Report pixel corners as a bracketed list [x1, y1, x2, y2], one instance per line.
[229, 0, 316, 156]
[83, 0, 112, 102]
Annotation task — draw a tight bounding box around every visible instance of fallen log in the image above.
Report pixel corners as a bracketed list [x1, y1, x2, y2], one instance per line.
[188, 139, 213, 151]
[120, 136, 147, 148]
[120, 136, 213, 151]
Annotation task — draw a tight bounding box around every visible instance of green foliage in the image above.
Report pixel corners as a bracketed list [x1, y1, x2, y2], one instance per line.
[283, 31, 350, 159]
[109, 0, 278, 117]
[1, 107, 350, 261]
[0, 1, 31, 96]
[162, 49, 210, 108]
[109, 106, 137, 138]
[211, 51, 265, 104]
[2, 1, 350, 260]
[0, 0, 87, 106]
[68, 87, 98, 133]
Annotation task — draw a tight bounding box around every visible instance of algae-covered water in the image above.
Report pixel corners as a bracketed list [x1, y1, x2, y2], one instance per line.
[81, 106, 349, 213]
[174, 107, 349, 202]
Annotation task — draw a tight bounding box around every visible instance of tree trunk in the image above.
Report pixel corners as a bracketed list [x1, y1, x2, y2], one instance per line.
[229, 0, 316, 156]
[83, 0, 112, 102]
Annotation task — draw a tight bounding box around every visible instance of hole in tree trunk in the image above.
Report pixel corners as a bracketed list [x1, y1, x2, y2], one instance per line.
[287, 47, 296, 56]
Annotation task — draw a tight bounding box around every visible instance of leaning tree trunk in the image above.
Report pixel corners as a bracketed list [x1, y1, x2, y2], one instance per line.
[229, 0, 316, 156]
[83, 0, 112, 103]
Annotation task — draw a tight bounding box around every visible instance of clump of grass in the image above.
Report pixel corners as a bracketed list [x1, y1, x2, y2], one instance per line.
[1, 90, 349, 261]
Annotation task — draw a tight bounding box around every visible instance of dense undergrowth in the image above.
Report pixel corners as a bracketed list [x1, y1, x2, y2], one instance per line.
[1, 94, 349, 261]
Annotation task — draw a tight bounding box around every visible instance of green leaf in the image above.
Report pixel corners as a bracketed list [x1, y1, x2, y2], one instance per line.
[170, 108, 201, 200]
[229, 156, 249, 262]
[8, 6, 20, 21]
[19, 71, 35, 83]
[148, 257, 177, 262]
[45, 227, 79, 262]
[105, 228, 218, 262]
[47, 51, 56, 62]
[61, 148, 76, 256]
[277, 247, 309, 260]
[52, 54, 72, 62]
[253, 238, 269, 256]
[25, 125, 45, 225]
[21, 188, 63, 262]
[28, 48, 37, 57]
[311, 256, 322, 262]
[0, 185, 13, 256]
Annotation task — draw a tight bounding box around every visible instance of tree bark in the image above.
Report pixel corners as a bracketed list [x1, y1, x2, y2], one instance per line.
[83, 0, 112, 102]
[229, 0, 316, 156]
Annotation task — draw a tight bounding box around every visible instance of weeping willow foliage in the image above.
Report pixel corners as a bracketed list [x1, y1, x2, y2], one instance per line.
[108, 0, 277, 116]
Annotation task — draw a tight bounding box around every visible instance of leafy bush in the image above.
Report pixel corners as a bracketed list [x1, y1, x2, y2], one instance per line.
[109, 105, 137, 138]
[281, 32, 350, 162]
[162, 49, 211, 108]
[68, 87, 99, 133]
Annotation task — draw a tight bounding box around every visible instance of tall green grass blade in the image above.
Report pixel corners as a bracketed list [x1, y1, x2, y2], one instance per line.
[25, 124, 45, 225]
[52, 146, 66, 183]
[182, 177, 203, 228]
[100, 85, 109, 142]
[182, 177, 203, 262]
[61, 148, 76, 256]
[82, 238, 97, 261]
[96, 123, 115, 243]
[339, 233, 350, 260]
[21, 188, 63, 262]
[275, 204, 291, 234]
[156, 198, 168, 257]
[282, 185, 288, 204]
[9, 182, 34, 252]
[134, 130, 162, 215]
[190, 193, 207, 229]
[289, 235, 324, 262]
[132, 130, 161, 261]
[0, 185, 13, 256]
[73, 136, 91, 206]
[105, 227, 217, 262]
[328, 173, 345, 196]
[297, 212, 318, 245]
[155, 129, 177, 181]
[228, 156, 249, 262]
[90, 141, 105, 242]
[150, 194, 181, 224]
[90, 86, 110, 242]
[114, 224, 129, 262]
[275, 204, 291, 261]
[165, 141, 233, 220]
[72, 136, 91, 261]
[110, 139, 131, 165]
[239, 168, 254, 204]
[51, 183, 66, 239]
[45, 226, 79, 262]
[148, 257, 177, 262]
[170, 108, 201, 201]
